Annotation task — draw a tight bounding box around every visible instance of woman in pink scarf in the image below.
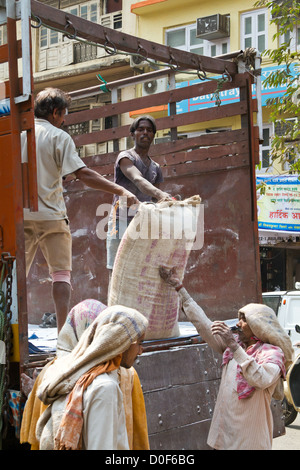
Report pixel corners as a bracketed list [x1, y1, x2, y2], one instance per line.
[160, 266, 294, 450]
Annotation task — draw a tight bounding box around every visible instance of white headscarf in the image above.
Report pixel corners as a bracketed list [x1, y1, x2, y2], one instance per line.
[37, 305, 148, 405]
[35, 305, 148, 449]
[238, 303, 294, 371]
[238, 303, 294, 400]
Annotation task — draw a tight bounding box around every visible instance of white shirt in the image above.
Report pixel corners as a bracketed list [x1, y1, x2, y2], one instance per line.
[22, 118, 85, 220]
[82, 369, 129, 450]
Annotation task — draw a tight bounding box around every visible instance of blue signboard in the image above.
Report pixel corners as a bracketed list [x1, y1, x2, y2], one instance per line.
[175, 64, 299, 114]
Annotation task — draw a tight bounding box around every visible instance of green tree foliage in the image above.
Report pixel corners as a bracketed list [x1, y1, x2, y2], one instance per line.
[255, 0, 300, 172]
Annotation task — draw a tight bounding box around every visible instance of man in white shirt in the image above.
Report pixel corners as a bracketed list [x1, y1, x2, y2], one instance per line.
[22, 88, 138, 331]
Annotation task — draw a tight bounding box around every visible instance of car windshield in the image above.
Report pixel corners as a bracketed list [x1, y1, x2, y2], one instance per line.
[262, 295, 281, 315]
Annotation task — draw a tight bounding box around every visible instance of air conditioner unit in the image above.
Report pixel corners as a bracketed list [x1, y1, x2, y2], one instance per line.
[130, 55, 148, 69]
[196, 14, 230, 40]
[142, 78, 168, 96]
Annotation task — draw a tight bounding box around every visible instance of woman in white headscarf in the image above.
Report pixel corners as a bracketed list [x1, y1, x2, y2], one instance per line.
[20, 299, 106, 449]
[21, 300, 149, 450]
[159, 266, 294, 451]
[35, 304, 148, 450]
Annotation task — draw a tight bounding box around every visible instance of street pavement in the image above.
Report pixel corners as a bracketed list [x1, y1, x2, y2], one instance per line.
[272, 412, 300, 450]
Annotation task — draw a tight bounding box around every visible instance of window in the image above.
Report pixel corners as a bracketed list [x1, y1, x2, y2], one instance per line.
[40, 2, 99, 49]
[99, 11, 122, 29]
[0, 25, 7, 46]
[258, 120, 299, 172]
[280, 25, 300, 52]
[261, 126, 272, 169]
[258, 125, 272, 172]
[69, 2, 98, 22]
[275, 118, 299, 168]
[166, 24, 229, 57]
[40, 26, 60, 49]
[241, 9, 268, 52]
[91, 4, 98, 22]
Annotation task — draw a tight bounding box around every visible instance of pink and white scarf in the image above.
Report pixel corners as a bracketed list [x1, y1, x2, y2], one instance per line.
[222, 338, 286, 399]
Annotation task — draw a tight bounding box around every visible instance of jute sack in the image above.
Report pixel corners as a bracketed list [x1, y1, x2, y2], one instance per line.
[108, 195, 201, 340]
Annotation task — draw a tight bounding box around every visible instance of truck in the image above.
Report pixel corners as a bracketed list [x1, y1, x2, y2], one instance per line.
[0, 0, 285, 450]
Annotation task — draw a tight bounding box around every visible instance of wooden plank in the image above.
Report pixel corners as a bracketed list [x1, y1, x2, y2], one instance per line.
[22, 163, 29, 209]
[75, 132, 250, 178]
[86, 144, 250, 177]
[0, 78, 23, 100]
[151, 129, 249, 157]
[0, 115, 11, 136]
[72, 101, 249, 147]
[253, 126, 260, 165]
[65, 74, 249, 126]
[81, 151, 119, 168]
[74, 149, 250, 179]
[80, 129, 249, 169]
[80, 128, 248, 164]
[158, 141, 248, 167]
[0, 40, 22, 64]
[31, 0, 237, 75]
[20, 110, 35, 131]
[0, 43, 9, 64]
[162, 153, 250, 178]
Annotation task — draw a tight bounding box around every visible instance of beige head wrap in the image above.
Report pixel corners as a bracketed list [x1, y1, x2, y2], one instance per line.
[37, 305, 148, 405]
[238, 303, 294, 370]
[238, 303, 294, 400]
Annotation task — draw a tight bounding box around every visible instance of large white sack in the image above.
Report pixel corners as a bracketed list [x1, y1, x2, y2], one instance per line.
[108, 195, 201, 340]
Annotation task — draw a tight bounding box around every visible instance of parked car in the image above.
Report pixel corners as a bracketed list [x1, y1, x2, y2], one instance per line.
[262, 290, 300, 352]
[263, 291, 300, 426]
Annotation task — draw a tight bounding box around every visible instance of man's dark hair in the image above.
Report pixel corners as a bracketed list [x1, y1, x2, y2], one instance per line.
[34, 88, 71, 119]
[129, 115, 157, 134]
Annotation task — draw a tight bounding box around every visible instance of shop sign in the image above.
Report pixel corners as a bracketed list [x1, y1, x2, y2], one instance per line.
[258, 229, 298, 244]
[256, 175, 300, 233]
[174, 64, 299, 113]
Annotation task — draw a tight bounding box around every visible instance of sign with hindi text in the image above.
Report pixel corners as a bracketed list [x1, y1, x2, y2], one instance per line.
[256, 175, 300, 233]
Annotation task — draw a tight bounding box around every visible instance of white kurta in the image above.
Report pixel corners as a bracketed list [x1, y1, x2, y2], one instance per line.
[179, 288, 281, 450]
[82, 369, 129, 450]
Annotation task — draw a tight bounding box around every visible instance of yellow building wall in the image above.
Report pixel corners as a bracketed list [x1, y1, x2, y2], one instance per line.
[126, 0, 278, 63]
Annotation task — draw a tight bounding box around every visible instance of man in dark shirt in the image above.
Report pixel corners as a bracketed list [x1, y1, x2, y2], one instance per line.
[106, 115, 171, 270]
